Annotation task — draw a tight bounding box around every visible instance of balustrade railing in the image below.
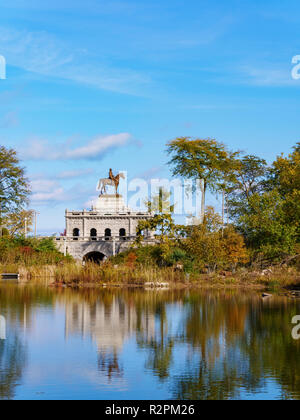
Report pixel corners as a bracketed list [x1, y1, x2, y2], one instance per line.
[55, 235, 154, 242]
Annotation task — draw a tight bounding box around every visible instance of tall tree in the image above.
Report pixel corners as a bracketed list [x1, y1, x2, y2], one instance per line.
[0, 146, 31, 218]
[184, 207, 248, 272]
[147, 187, 174, 214]
[138, 188, 176, 242]
[236, 190, 298, 260]
[166, 137, 237, 222]
[4, 209, 34, 236]
[226, 155, 268, 220]
[268, 143, 300, 240]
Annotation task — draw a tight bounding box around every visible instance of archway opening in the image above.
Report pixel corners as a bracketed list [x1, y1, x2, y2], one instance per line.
[73, 228, 80, 241]
[105, 228, 112, 241]
[119, 228, 126, 240]
[90, 228, 97, 241]
[84, 252, 106, 264]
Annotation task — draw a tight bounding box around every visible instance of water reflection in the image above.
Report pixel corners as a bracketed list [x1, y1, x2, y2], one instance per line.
[0, 285, 299, 400]
[65, 295, 155, 352]
[0, 285, 57, 399]
[0, 315, 5, 340]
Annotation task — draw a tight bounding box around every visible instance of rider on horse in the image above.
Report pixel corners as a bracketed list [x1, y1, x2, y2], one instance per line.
[109, 168, 115, 181]
[98, 169, 124, 195]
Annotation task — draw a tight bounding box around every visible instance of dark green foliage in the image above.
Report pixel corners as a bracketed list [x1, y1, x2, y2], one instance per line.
[0, 146, 31, 217]
[0, 236, 72, 265]
[110, 245, 192, 270]
[229, 145, 300, 261]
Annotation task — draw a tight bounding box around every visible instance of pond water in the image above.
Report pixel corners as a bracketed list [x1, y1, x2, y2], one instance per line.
[0, 283, 300, 400]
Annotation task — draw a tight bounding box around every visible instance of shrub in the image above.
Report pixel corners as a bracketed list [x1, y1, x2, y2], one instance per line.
[0, 236, 71, 266]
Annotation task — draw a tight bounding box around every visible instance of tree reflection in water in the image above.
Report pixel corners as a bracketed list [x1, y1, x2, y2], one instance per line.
[136, 301, 175, 381]
[98, 350, 123, 380]
[0, 334, 26, 400]
[171, 292, 300, 400]
[0, 285, 55, 400]
[0, 286, 299, 400]
[84, 289, 300, 400]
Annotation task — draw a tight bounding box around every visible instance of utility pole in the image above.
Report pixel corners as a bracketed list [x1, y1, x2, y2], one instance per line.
[226, 196, 229, 225]
[24, 217, 27, 238]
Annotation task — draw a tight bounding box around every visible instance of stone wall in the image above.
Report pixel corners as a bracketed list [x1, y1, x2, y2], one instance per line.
[65, 211, 152, 238]
[59, 194, 155, 261]
[56, 238, 155, 261]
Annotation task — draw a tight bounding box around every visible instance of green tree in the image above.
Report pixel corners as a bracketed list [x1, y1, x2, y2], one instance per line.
[0, 146, 31, 221]
[166, 137, 237, 222]
[138, 188, 176, 242]
[237, 190, 298, 261]
[184, 207, 225, 273]
[147, 187, 174, 214]
[4, 209, 34, 236]
[227, 154, 268, 221]
[228, 144, 300, 261]
[268, 143, 300, 241]
[185, 207, 248, 272]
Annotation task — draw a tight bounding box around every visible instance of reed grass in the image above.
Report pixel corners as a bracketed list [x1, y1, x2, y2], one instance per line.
[54, 262, 186, 285]
[1, 259, 299, 290]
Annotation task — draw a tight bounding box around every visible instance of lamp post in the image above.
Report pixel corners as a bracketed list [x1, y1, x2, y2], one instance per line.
[33, 210, 40, 237]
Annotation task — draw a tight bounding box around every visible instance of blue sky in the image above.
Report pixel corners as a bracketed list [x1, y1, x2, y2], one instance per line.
[0, 0, 300, 234]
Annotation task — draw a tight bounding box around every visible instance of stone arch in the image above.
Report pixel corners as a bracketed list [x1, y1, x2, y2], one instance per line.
[73, 228, 80, 240]
[119, 228, 126, 240]
[90, 228, 97, 241]
[84, 251, 106, 264]
[105, 228, 112, 240]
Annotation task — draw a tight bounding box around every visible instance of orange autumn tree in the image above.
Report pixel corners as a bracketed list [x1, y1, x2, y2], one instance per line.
[185, 207, 248, 273]
[184, 208, 224, 273]
[222, 226, 249, 271]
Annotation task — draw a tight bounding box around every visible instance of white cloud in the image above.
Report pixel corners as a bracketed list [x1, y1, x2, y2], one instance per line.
[21, 133, 132, 161]
[31, 188, 65, 203]
[136, 166, 163, 180]
[236, 64, 296, 87]
[30, 178, 66, 204]
[0, 26, 151, 95]
[31, 179, 58, 192]
[30, 173, 97, 206]
[66, 134, 130, 160]
[56, 169, 94, 179]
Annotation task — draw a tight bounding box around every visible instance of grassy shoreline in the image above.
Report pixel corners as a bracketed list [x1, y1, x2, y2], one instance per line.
[1, 262, 299, 292]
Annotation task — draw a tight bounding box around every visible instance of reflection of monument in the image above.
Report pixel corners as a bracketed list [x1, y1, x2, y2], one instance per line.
[65, 297, 155, 352]
[65, 295, 155, 382]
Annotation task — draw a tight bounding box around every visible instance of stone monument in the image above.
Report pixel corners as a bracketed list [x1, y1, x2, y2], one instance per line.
[55, 169, 155, 262]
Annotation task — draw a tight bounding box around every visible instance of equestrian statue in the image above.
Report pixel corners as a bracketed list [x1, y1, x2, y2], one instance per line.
[97, 169, 125, 196]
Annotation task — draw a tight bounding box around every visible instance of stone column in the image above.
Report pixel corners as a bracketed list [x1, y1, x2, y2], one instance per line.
[65, 210, 71, 237]
[129, 217, 132, 237]
[83, 211, 86, 240]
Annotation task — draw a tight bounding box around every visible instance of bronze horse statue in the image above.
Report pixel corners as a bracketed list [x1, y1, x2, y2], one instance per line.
[97, 170, 125, 195]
